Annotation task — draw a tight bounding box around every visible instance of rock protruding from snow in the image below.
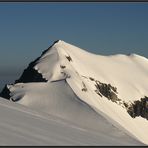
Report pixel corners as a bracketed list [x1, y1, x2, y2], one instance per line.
[127, 96, 148, 120]
[0, 85, 11, 100]
[95, 81, 120, 102]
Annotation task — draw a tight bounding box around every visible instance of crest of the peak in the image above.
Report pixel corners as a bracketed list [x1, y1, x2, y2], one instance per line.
[49, 40, 69, 48]
[49, 40, 78, 50]
[53, 39, 67, 45]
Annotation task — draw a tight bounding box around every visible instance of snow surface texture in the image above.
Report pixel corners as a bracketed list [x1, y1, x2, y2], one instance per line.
[0, 97, 142, 145]
[1, 40, 148, 145]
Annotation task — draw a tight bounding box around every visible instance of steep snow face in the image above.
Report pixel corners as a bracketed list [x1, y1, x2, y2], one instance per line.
[2, 40, 148, 145]
[50, 41, 148, 102]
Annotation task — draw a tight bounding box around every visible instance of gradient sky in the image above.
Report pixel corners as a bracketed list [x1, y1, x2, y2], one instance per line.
[0, 2, 148, 90]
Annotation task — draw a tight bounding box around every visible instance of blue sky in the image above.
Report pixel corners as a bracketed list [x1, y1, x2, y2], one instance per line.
[0, 2, 148, 90]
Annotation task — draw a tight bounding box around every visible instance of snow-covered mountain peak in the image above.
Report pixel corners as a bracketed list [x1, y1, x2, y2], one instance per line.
[0, 40, 148, 145]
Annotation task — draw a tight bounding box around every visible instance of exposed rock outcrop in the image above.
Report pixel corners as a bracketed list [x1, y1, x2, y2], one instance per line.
[95, 81, 120, 103]
[0, 85, 11, 100]
[15, 65, 47, 83]
[82, 82, 87, 92]
[127, 96, 148, 120]
[65, 55, 72, 62]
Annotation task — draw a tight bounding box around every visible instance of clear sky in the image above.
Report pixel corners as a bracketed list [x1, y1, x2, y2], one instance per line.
[0, 2, 148, 90]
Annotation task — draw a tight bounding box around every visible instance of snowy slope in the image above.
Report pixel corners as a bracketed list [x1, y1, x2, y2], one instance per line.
[1, 40, 148, 145]
[0, 97, 141, 145]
